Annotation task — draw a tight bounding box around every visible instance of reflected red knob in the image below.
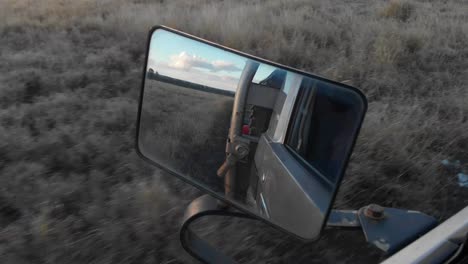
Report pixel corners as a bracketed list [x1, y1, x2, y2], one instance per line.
[242, 125, 250, 135]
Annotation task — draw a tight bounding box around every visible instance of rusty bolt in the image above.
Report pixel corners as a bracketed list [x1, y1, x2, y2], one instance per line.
[364, 204, 385, 220]
[235, 144, 249, 158]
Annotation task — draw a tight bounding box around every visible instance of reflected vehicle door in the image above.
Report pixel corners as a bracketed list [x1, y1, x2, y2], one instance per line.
[251, 74, 365, 238]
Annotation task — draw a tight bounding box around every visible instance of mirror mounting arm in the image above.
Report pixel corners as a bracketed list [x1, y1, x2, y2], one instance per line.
[327, 205, 438, 254]
[180, 195, 438, 264]
[180, 194, 257, 264]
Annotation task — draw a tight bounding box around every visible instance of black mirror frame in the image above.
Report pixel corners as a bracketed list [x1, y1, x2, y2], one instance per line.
[135, 25, 368, 241]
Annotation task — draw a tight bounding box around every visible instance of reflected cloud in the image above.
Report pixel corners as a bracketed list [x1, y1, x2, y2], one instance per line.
[153, 62, 239, 91]
[168, 51, 242, 72]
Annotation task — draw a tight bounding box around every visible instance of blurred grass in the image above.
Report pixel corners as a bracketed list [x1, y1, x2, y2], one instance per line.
[0, 0, 467, 263]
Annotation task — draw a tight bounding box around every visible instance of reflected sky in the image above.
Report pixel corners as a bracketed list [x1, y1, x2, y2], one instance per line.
[148, 29, 276, 92]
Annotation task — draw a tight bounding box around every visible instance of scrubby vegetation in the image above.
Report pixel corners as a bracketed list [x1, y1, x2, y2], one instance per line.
[0, 0, 467, 263]
[139, 79, 232, 193]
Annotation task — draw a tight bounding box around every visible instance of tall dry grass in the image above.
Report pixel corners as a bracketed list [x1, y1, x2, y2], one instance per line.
[139, 80, 233, 193]
[0, 0, 467, 263]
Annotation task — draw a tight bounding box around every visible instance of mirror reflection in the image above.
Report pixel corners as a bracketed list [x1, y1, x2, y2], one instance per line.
[138, 28, 366, 239]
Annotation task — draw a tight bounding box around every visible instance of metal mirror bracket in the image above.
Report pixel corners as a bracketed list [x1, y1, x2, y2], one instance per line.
[180, 195, 438, 264]
[180, 194, 256, 264]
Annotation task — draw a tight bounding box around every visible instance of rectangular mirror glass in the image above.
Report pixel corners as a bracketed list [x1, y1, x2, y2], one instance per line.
[137, 26, 367, 240]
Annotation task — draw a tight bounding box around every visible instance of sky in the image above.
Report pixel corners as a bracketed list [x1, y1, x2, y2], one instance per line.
[147, 29, 277, 92]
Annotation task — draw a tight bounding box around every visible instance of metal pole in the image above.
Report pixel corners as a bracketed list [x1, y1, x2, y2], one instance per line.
[229, 60, 260, 141]
[217, 60, 259, 199]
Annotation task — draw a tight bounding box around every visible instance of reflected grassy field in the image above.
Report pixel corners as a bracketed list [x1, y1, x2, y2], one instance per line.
[139, 79, 233, 193]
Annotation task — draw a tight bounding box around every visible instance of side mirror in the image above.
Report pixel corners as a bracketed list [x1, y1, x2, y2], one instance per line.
[136, 26, 367, 240]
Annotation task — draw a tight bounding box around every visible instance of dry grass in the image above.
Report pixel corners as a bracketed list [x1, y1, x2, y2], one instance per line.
[139, 80, 232, 192]
[0, 0, 467, 263]
[379, 1, 415, 22]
